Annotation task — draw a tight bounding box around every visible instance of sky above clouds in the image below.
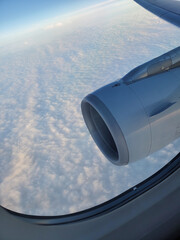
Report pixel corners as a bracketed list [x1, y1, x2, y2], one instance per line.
[0, 0, 180, 216]
[0, 0, 118, 36]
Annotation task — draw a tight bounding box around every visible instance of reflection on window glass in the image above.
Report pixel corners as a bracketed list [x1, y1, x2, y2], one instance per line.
[0, 0, 180, 216]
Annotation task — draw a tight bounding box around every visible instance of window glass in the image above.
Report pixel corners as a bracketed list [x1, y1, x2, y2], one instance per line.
[0, 0, 180, 216]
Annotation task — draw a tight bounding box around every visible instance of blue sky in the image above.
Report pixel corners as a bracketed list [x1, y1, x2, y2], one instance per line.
[0, 0, 107, 35]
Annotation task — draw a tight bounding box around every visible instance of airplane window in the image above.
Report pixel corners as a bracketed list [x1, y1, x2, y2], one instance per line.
[0, 0, 180, 216]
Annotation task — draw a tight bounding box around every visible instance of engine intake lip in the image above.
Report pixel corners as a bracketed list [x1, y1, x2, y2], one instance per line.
[81, 94, 129, 165]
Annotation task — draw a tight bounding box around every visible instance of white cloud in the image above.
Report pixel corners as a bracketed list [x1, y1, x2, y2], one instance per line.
[43, 22, 63, 30]
[56, 22, 63, 27]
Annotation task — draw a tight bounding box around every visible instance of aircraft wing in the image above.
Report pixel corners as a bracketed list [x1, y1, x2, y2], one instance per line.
[134, 0, 180, 27]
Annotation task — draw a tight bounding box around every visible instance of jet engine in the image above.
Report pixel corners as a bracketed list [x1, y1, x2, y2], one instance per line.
[81, 47, 180, 165]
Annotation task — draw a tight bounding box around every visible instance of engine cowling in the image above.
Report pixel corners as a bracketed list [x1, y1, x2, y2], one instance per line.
[81, 47, 180, 165]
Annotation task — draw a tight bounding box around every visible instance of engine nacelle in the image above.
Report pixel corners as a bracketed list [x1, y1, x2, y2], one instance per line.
[81, 47, 180, 165]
